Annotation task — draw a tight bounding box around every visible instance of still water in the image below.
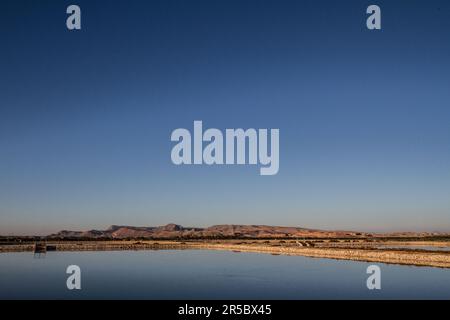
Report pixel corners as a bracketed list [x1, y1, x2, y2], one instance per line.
[0, 250, 449, 299]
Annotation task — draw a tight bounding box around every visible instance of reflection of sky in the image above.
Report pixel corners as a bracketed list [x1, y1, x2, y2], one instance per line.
[1, 0, 449, 234]
[1, 251, 449, 299]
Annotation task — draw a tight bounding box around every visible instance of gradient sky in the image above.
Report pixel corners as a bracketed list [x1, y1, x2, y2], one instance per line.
[1, 0, 450, 235]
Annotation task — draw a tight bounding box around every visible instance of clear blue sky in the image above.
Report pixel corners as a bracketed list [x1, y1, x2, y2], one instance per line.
[1, 0, 450, 235]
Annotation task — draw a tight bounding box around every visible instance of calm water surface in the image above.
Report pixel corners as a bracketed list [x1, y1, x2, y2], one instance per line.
[0, 250, 449, 299]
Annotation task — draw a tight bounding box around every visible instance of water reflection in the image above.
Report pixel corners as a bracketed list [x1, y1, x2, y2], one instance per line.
[0, 250, 449, 299]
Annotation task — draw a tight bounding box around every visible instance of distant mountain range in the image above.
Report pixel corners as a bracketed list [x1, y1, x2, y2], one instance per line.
[48, 224, 445, 239]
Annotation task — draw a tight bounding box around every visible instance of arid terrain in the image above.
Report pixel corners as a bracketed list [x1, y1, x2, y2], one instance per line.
[48, 224, 370, 239]
[1, 224, 450, 268]
[45, 223, 449, 240]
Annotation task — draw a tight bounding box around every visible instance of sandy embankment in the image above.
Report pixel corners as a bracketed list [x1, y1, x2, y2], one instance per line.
[188, 243, 450, 268]
[1, 241, 450, 268]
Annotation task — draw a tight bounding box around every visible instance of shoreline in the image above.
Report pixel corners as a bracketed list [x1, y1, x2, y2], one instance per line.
[1, 240, 450, 269]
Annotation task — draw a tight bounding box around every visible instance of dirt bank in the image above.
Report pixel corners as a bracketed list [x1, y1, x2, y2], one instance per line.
[1, 240, 450, 268]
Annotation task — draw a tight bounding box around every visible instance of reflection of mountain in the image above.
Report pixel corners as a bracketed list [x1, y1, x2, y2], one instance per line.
[50, 224, 371, 239]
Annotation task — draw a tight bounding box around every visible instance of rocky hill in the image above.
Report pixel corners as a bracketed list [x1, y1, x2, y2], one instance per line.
[49, 223, 370, 239]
